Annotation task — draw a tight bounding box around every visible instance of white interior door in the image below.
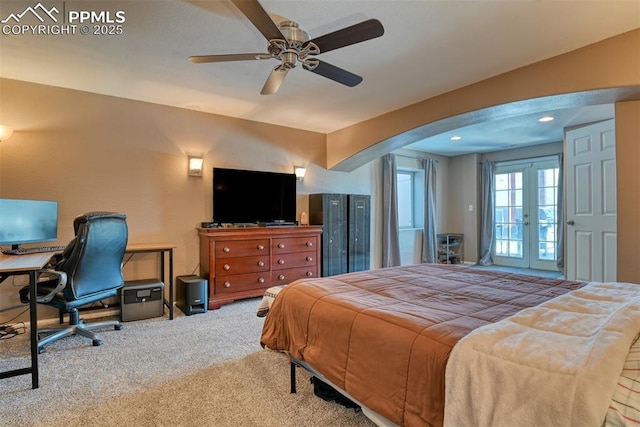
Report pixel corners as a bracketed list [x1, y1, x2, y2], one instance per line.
[565, 119, 617, 282]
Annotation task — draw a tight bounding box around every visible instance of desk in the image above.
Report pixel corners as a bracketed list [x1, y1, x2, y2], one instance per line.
[0, 252, 54, 389]
[125, 243, 176, 320]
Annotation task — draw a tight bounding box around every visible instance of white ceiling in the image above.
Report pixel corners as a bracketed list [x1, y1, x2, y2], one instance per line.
[0, 0, 638, 156]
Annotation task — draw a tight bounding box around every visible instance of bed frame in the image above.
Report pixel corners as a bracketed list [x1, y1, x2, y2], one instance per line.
[288, 355, 397, 426]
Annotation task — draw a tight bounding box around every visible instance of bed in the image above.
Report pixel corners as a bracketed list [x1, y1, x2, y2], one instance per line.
[260, 263, 640, 426]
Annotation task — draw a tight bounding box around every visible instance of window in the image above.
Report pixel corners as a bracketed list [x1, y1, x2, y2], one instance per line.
[397, 170, 414, 228]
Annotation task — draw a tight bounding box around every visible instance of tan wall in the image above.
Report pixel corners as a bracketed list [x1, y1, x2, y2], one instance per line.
[616, 100, 640, 282]
[445, 154, 480, 263]
[0, 79, 376, 323]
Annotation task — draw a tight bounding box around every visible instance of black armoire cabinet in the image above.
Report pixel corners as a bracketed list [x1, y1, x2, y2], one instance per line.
[309, 193, 370, 277]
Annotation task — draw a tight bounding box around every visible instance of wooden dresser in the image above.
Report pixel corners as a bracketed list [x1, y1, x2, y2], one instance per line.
[198, 226, 322, 310]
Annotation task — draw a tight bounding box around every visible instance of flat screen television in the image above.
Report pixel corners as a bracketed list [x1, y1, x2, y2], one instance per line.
[0, 198, 58, 249]
[213, 167, 296, 225]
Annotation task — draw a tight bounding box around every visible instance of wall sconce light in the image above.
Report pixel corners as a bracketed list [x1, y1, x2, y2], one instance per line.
[294, 166, 306, 181]
[0, 125, 14, 142]
[188, 155, 204, 177]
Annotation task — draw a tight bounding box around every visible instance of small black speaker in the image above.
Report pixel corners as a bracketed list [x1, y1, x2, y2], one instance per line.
[176, 275, 208, 316]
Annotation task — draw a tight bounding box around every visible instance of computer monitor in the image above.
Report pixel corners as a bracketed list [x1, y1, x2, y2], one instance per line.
[0, 198, 58, 250]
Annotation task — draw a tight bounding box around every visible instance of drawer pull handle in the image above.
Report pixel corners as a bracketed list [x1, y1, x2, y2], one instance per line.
[258, 261, 265, 267]
[278, 259, 285, 265]
[278, 274, 285, 280]
[224, 281, 231, 288]
[306, 256, 313, 262]
[258, 277, 265, 283]
[306, 242, 313, 247]
[223, 247, 231, 253]
[278, 243, 285, 249]
[306, 271, 314, 277]
[257, 244, 265, 250]
[223, 264, 230, 270]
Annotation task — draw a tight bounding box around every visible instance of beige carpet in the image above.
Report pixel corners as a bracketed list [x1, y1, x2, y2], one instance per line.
[0, 299, 373, 426]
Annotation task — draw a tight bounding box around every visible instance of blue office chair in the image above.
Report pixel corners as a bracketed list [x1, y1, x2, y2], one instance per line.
[19, 212, 128, 353]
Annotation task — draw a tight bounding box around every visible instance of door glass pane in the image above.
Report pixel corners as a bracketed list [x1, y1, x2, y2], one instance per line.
[494, 172, 523, 258]
[537, 168, 558, 261]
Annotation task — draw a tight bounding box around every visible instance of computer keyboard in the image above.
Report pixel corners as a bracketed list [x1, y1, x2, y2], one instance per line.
[2, 245, 66, 255]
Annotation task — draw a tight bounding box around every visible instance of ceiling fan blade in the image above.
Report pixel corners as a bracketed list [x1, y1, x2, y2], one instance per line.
[305, 19, 384, 54]
[305, 60, 363, 87]
[189, 53, 271, 63]
[231, 0, 285, 41]
[261, 66, 289, 95]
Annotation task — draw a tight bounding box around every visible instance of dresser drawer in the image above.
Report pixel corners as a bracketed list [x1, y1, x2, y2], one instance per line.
[272, 235, 318, 255]
[272, 251, 317, 271]
[215, 255, 269, 276]
[215, 272, 269, 294]
[215, 239, 269, 258]
[272, 266, 318, 285]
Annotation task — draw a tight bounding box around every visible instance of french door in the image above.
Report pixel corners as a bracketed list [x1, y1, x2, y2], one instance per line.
[493, 158, 559, 270]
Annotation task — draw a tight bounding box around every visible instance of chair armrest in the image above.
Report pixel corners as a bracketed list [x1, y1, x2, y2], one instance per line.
[36, 269, 68, 303]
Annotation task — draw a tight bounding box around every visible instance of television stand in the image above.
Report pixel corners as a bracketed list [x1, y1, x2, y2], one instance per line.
[198, 226, 322, 310]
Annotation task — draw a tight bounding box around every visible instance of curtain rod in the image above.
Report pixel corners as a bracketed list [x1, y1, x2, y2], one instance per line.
[480, 153, 560, 165]
[394, 153, 439, 163]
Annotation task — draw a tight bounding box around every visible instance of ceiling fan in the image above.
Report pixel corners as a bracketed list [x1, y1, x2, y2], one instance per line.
[189, 0, 384, 95]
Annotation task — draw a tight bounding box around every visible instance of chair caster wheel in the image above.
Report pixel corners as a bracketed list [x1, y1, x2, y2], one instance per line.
[37, 347, 45, 354]
[115, 324, 123, 330]
[92, 339, 103, 346]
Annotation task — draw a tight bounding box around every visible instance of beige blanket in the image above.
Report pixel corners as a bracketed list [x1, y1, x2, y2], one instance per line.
[444, 281, 640, 427]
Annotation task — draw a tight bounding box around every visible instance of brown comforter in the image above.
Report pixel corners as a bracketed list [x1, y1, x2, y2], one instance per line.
[260, 264, 584, 426]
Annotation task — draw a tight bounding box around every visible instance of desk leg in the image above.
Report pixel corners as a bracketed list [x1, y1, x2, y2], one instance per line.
[29, 270, 39, 389]
[168, 249, 174, 320]
[159, 249, 174, 320]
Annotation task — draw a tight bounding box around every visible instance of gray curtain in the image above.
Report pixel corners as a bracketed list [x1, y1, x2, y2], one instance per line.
[382, 154, 401, 267]
[556, 153, 565, 272]
[478, 160, 495, 265]
[421, 158, 438, 263]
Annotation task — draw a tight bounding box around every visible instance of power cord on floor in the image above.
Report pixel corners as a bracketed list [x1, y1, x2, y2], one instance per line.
[0, 306, 29, 340]
[0, 322, 26, 340]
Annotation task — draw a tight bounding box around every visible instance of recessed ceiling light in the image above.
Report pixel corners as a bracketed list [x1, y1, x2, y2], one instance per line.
[538, 116, 554, 122]
[450, 135, 462, 141]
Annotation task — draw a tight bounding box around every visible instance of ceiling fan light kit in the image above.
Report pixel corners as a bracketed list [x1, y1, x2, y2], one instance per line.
[189, 0, 384, 95]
